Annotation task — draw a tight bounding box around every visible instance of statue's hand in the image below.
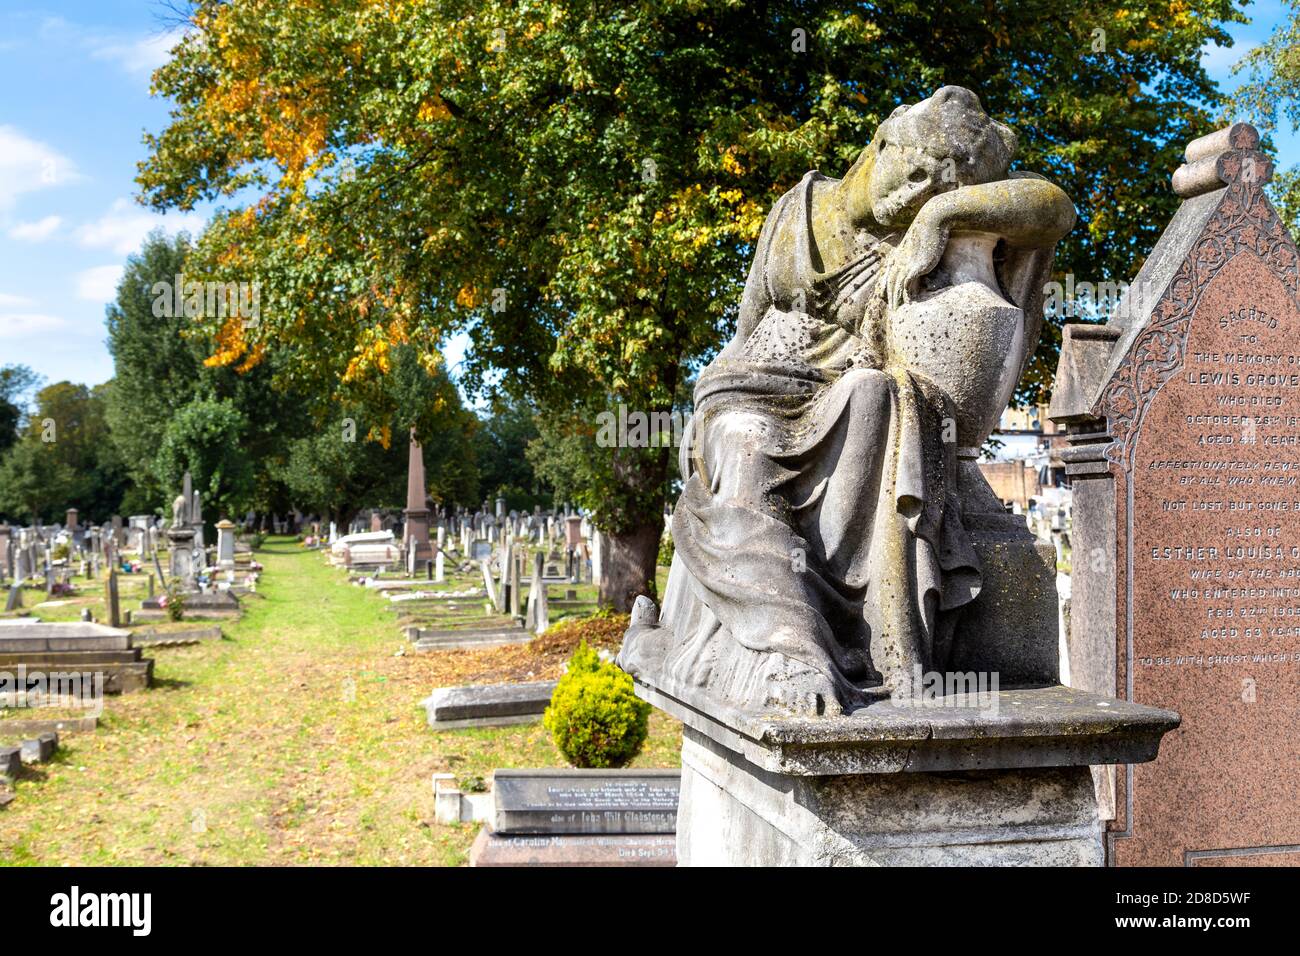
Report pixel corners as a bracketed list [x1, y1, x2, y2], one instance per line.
[880, 203, 950, 309]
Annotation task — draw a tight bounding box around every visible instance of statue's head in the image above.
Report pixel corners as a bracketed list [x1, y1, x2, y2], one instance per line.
[857, 86, 1017, 227]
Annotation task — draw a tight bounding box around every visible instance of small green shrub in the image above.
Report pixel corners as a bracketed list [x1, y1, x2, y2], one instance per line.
[164, 582, 186, 622]
[249, 532, 265, 550]
[656, 532, 674, 568]
[544, 640, 650, 768]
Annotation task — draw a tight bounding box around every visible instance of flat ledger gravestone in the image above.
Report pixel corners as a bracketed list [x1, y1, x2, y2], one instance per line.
[1091, 125, 1300, 865]
[489, 769, 679, 835]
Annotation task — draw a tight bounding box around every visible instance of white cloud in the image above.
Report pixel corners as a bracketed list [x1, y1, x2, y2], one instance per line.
[76, 198, 206, 256]
[75, 265, 124, 304]
[0, 313, 68, 338]
[89, 27, 187, 76]
[37, 17, 187, 79]
[8, 215, 62, 242]
[0, 292, 35, 308]
[0, 126, 79, 211]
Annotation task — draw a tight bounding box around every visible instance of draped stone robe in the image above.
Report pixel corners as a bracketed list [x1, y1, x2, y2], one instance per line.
[622, 170, 989, 713]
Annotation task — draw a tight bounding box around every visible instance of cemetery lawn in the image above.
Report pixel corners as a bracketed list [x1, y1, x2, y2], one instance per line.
[0, 537, 681, 866]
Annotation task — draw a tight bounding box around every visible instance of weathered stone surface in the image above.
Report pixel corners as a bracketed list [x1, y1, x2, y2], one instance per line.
[1082, 124, 1300, 866]
[469, 830, 677, 867]
[0, 745, 20, 778]
[0, 716, 96, 735]
[0, 622, 152, 695]
[131, 626, 223, 647]
[678, 727, 1102, 865]
[637, 680, 1177, 776]
[422, 680, 557, 729]
[615, 84, 1181, 867]
[490, 769, 679, 835]
[619, 85, 1077, 717]
[0, 622, 131, 653]
[409, 626, 532, 652]
[19, 732, 57, 763]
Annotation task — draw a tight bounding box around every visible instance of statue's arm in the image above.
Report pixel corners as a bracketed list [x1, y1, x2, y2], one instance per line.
[880, 174, 1074, 307]
[927, 175, 1076, 248]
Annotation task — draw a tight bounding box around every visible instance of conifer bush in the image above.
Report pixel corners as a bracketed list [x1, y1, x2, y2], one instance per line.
[543, 640, 650, 768]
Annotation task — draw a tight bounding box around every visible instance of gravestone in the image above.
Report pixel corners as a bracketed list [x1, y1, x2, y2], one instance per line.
[168, 526, 197, 590]
[0, 524, 11, 580]
[470, 769, 680, 866]
[489, 769, 680, 834]
[422, 680, 558, 729]
[1051, 123, 1300, 866]
[215, 519, 236, 570]
[106, 568, 121, 628]
[525, 552, 548, 635]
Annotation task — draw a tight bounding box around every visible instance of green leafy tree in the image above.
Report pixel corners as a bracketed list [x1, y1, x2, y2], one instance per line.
[154, 396, 255, 524]
[20, 381, 129, 521]
[476, 397, 551, 511]
[105, 229, 314, 515]
[1229, 0, 1300, 233]
[0, 440, 76, 526]
[0, 365, 41, 456]
[138, 0, 1245, 608]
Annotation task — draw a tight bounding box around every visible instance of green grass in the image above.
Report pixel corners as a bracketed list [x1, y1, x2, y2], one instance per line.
[0, 537, 680, 866]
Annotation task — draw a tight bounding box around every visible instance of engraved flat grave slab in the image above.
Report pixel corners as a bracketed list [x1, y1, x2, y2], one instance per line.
[422, 680, 557, 729]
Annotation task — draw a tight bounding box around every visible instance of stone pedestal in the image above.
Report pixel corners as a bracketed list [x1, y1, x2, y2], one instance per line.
[680, 729, 1101, 866]
[167, 528, 197, 590]
[215, 520, 236, 571]
[636, 681, 1178, 867]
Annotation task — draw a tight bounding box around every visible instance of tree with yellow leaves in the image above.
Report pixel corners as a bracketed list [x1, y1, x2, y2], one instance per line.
[140, 0, 1243, 608]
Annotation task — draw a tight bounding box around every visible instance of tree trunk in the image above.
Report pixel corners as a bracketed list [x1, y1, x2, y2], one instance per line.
[600, 518, 663, 612]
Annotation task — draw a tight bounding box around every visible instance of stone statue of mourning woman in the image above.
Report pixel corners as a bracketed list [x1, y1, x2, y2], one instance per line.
[620, 86, 1076, 717]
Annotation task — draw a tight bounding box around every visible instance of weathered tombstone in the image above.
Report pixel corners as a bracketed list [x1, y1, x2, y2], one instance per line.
[105, 568, 121, 628]
[1050, 123, 1300, 866]
[470, 769, 680, 866]
[508, 549, 522, 619]
[525, 552, 549, 635]
[434, 549, 445, 584]
[215, 519, 237, 570]
[168, 527, 197, 591]
[422, 681, 558, 729]
[0, 525, 10, 583]
[617, 85, 1179, 866]
[490, 769, 679, 834]
[4, 582, 21, 611]
[480, 559, 499, 612]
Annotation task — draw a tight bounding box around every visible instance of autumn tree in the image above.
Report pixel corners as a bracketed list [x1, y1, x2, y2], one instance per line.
[139, 0, 1244, 608]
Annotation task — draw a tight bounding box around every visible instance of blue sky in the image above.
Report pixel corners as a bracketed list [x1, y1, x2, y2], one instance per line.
[0, 0, 1296, 391]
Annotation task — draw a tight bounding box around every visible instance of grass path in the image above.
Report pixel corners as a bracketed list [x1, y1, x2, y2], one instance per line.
[0, 539, 680, 866]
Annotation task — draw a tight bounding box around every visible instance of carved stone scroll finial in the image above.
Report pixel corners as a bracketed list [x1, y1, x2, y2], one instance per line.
[1171, 122, 1271, 198]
